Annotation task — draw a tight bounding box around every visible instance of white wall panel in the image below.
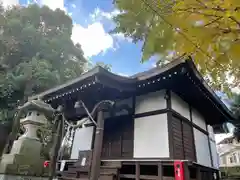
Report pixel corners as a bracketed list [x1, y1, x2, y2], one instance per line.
[194, 128, 211, 167]
[192, 108, 207, 130]
[70, 126, 94, 159]
[210, 141, 220, 169]
[134, 114, 169, 158]
[171, 92, 190, 120]
[135, 90, 166, 114]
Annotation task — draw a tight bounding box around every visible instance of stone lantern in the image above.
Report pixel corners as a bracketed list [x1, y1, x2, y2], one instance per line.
[9, 110, 48, 156]
[0, 100, 54, 180]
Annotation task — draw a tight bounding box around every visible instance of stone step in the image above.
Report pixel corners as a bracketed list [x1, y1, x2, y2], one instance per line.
[101, 161, 121, 168]
[58, 176, 88, 180]
[99, 174, 116, 180]
[67, 167, 89, 174]
[100, 167, 118, 175]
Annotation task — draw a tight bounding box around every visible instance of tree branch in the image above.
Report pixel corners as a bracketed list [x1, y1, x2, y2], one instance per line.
[195, 0, 207, 8]
[175, 8, 222, 17]
[229, 16, 240, 27]
[204, 17, 223, 27]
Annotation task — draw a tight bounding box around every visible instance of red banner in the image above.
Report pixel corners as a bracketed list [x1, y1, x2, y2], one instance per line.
[174, 161, 185, 180]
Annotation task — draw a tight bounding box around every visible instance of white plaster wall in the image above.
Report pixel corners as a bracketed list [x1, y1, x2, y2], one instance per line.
[70, 126, 94, 159]
[171, 92, 190, 120]
[194, 128, 212, 167]
[134, 114, 169, 158]
[210, 141, 219, 169]
[192, 108, 207, 130]
[135, 90, 166, 114]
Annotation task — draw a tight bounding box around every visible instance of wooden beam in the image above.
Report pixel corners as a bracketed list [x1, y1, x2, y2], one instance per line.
[189, 105, 197, 162]
[90, 111, 105, 180]
[206, 123, 214, 167]
[166, 90, 174, 159]
[183, 162, 190, 180]
[135, 162, 140, 180]
[157, 162, 163, 180]
[196, 166, 202, 180]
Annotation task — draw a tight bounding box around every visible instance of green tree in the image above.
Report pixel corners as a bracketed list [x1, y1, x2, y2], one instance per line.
[95, 61, 112, 71]
[112, 0, 240, 93]
[0, 4, 87, 121]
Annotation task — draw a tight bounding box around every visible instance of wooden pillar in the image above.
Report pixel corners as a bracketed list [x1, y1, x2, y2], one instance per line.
[206, 124, 214, 167]
[135, 162, 140, 180]
[166, 90, 174, 159]
[183, 162, 190, 180]
[90, 110, 105, 180]
[215, 171, 220, 180]
[196, 166, 202, 180]
[157, 162, 163, 180]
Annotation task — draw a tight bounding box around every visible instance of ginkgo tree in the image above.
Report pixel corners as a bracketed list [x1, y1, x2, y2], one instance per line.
[112, 0, 240, 94]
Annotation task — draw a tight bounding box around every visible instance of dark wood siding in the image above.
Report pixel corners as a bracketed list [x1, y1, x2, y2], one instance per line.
[182, 121, 196, 161]
[172, 115, 196, 161]
[101, 115, 133, 159]
[172, 116, 184, 159]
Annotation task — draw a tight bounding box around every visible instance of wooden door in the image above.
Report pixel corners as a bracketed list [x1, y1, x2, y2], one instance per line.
[101, 115, 133, 159]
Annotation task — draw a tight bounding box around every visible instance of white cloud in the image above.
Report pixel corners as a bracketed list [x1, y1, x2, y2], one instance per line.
[71, 22, 114, 57]
[71, 4, 76, 8]
[89, 8, 132, 44]
[112, 33, 132, 42]
[116, 72, 129, 77]
[41, 0, 64, 10]
[90, 8, 121, 21]
[0, 0, 18, 7]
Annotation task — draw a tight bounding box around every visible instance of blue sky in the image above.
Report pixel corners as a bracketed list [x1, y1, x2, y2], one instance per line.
[5, 0, 157, 76]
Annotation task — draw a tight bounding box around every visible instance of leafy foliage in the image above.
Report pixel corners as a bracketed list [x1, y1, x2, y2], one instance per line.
[0, 4, 87, 121]
[112, 0, 240, 92]
[94, 61, 112, 71]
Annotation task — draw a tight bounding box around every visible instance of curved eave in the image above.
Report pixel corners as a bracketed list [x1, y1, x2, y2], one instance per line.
[29, 66, 136, 100]
[135, 57, 235, 133]
[185, 59, 235, 123]
[28, 56, 235, 134]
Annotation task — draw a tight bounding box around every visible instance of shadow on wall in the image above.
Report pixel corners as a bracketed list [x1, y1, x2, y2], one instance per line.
[0, 121, 12, 155]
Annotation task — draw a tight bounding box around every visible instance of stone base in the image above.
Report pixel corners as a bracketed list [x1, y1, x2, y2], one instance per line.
[0, 174, 49, 180]
[10, 137, 42, 156]
[0, 154, 46, 176]
[0, 137, 46, 176]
